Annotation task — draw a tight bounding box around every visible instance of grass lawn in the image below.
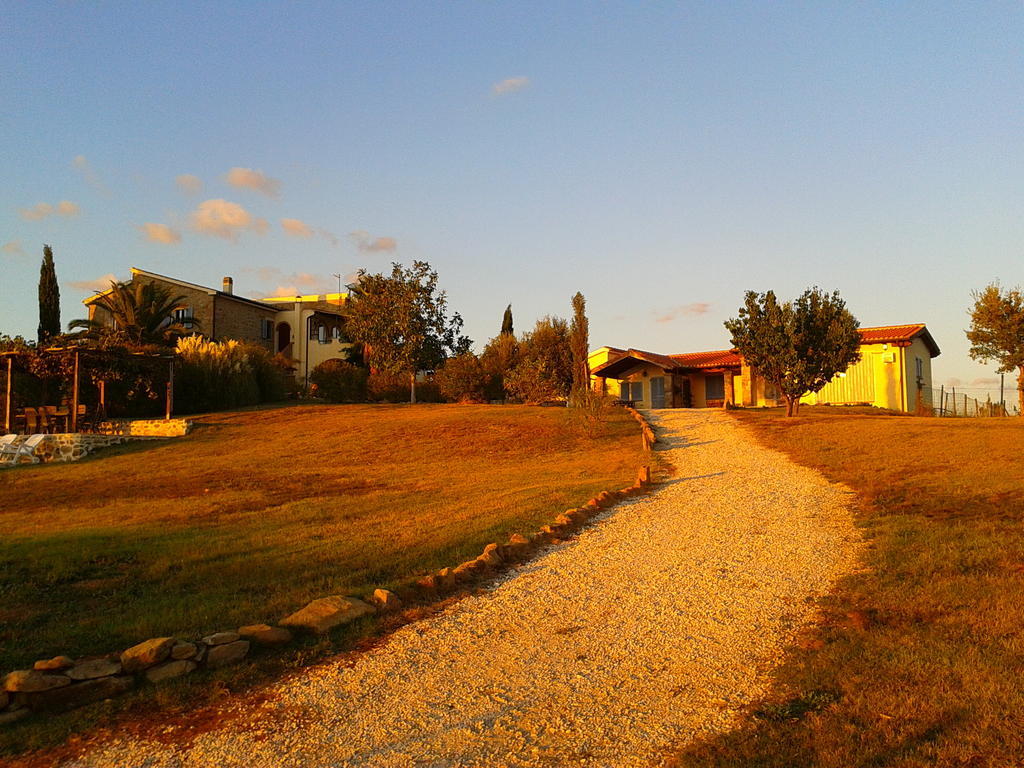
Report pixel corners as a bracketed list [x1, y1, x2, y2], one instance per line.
[675, 407, 1024, 767]
[0, 403, 645, 674]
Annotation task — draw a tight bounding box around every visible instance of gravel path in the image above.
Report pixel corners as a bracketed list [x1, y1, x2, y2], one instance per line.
[67, 409, 860, 768]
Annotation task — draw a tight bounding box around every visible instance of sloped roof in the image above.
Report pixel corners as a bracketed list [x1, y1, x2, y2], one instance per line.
[591, 348, 683, 378]
[83, 268, 279, 312]
[859, 324, 940, 357]
[670, 349, 742, 369]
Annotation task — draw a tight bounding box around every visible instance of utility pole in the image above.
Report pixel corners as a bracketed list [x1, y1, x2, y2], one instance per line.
[332, 273, 343, 308]
[1000, 373, 1005, 413]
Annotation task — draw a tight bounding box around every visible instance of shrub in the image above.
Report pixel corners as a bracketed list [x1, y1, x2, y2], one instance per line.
[309, 359, 369, 403]
[435, 353, 488, 403]
[367, 371, 444, 403]
[174, 337, 286, 414]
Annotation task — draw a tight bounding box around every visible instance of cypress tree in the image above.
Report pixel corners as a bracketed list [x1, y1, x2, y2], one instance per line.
[500, 304, 514, 336]
[37, 244, 61, 343]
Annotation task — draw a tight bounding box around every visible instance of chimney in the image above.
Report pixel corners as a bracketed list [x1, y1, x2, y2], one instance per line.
[222, 276, 233, 295]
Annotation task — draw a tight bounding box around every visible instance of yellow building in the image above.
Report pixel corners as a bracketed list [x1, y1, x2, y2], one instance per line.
[590, 324, 940, 413]
[259, 293, 354, 387]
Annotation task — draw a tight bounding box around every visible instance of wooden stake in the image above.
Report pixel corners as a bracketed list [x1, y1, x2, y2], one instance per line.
[4, 356, 11, 433]
[70, 350, 80, 432]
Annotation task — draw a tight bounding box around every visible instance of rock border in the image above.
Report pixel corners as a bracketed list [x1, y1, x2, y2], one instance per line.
[0, 407, 658, 726]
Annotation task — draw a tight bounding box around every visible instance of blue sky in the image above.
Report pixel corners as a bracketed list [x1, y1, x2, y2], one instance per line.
[2, 2, 1021, 400]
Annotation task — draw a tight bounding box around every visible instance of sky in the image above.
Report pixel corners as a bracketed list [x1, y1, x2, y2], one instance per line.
[2, 2, 1021, 403]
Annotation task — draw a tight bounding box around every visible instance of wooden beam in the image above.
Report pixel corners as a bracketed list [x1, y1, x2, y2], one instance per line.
[71, 350, 80, 432]
[4, 356, 11, 433]
[165, 360, 174, 419]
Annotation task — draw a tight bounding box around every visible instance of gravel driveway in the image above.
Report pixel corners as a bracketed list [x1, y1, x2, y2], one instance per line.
[67, 409, 860, 768]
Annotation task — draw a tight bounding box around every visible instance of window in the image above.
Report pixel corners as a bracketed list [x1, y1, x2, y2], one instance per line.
[318, 325, 327, 344]
[628, 381, 644, 402]
[704, 374, 725, 401]
[332, 326, 341, 340]
[172, 307, 194, 329]
[260, 318, 273, 340]
[915, 357, 924, 381]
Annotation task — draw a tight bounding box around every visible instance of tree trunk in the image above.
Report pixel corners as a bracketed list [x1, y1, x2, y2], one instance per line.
[784, 394, 796, 417]
[410, 371, 417, 404]
[1017, 366, 1023, 416]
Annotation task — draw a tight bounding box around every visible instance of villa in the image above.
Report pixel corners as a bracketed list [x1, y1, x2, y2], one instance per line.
[589, 323, 940, 413]
[82, 268, 354, 386]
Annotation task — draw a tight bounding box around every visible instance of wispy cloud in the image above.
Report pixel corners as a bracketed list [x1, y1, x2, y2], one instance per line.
[970, 377, 1002, 387]
[19, 200, 80, 221]
[1, 240, 24, 257]
[244, 267, 344, 298]
[654, 303, 712, 323]
[225, 167, 281, 197]
[350, 230, 397, 253]
[492, 76, 530, 96]
[944, 377, 963, 388]
[139, 222, 182, 244]
[69, 273, 118, 293]
[72, 155, 109, 194]
[318, 228, 340, 247]
[176, 174, 203, 195]
[190, 199, 267, 240]
[281, 218, 313, 238]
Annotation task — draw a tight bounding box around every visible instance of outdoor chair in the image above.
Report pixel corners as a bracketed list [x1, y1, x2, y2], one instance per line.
[36, 408, 50, 434]
[0, 434, 18, 459]
[0, 433, 44, 464]
[23, 408, 38, 434]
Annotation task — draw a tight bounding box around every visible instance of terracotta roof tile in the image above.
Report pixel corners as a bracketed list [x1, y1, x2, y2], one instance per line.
[669, 350, 742, 369]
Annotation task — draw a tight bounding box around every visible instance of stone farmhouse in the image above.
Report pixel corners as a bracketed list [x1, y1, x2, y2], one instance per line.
[82, 268, 353, 386]
[589, 323, 940, 413]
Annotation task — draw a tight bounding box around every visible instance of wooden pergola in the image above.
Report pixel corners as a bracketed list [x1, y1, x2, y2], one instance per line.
[1, 347, 176, 433]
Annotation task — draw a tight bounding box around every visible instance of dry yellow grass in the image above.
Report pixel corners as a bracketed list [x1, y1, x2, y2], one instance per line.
[675, 406, 1024, 767]
[0, 403, 644, 674]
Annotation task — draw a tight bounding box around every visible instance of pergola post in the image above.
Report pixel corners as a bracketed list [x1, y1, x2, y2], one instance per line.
[70, 350, 80, 433]
[165, 360, 174, 419]
[4, 356, 11, 433]
[98, 380, 106, 419]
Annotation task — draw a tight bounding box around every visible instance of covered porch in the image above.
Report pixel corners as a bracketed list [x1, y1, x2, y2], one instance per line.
[591, 348, 777, 409]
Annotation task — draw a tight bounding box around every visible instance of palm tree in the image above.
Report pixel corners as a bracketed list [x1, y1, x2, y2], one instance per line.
[69, 280, 199, 347]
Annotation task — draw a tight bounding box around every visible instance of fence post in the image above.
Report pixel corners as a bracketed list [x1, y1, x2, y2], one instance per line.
[938, 385, 944, 416]
[951, 387, 957, 416]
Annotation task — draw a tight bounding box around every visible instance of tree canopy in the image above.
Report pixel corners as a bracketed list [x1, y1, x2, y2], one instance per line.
[725, 287, 861, 416]
[344, 261, 471, 403]
[967, 282, 1024, 415]
[68, 280, 196, 347]
[37, 244, 61, 343]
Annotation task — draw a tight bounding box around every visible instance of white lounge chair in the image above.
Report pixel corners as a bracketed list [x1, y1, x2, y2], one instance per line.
[0, 434, 45, 465]
[0, 434, 17, 460]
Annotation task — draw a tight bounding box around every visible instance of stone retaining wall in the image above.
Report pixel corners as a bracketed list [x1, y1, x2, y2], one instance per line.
[1, 434, 128, 466]
[95, 418, 192, 437]
[1, 408, 658, 726]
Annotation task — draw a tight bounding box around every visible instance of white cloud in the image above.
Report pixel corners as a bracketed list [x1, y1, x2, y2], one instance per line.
[225, 167, 281, 197]
[944, 377, 963, 388]
[655, 303, 712, 323]
[69, 273, 118, 293]
[139, 222, 182, 244]
[71, 155, 109, 194]
[492, 76, 530, 96]
[244, 268, 349, 299]
[190, 199, 266, 240]
[350, 230, 397, 253]
[281, 218, 314, 238]
[176, 174, 203, 195]
[19, 201, 80, 221]
[1, 240, 24, 256]
[318, 228, 340, 247]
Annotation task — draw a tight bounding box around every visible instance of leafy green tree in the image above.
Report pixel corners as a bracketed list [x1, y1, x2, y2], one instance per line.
[569, 292, 590, 406]
[501, 304, 514, 336]
[505, 316, 573, 404]
[435, 352, 488, 402]
[344, 261, 471, 403]
[725, 288, 861, 417]
[68, 280, 196, 347]
[37, 244, 61, 343]
[967, 282, 1024, 415]
[480, 332, 520, 400]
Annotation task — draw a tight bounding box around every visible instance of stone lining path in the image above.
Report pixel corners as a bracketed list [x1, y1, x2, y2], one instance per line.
[67, 409, 860, 767]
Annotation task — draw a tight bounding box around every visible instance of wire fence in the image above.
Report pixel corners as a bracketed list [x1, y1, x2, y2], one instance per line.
[919, 387, 1019, 417]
